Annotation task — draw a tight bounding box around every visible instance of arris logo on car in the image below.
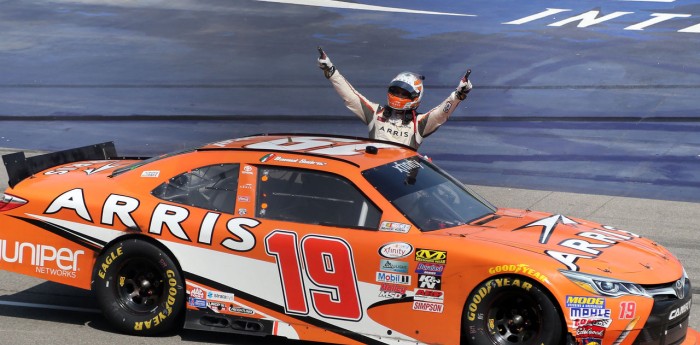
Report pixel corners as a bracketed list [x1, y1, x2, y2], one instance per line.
[378, 242, 413, 259]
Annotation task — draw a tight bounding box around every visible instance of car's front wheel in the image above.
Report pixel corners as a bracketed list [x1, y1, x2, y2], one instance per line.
[462, 275, 563, 345]
[92, 239, 185, 336]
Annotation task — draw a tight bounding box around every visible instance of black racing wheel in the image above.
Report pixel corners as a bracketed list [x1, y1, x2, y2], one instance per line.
[92, 239, 185, 336]
[463, 275, 564, 345]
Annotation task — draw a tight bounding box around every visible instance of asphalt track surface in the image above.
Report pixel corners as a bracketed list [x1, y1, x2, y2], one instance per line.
[1, 0, 700, 343]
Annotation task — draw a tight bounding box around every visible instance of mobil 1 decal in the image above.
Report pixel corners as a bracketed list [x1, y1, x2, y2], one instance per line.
[514, 214, 640, 271]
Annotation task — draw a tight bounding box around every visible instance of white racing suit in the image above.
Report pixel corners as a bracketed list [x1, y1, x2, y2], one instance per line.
[328, 70, 464, 149]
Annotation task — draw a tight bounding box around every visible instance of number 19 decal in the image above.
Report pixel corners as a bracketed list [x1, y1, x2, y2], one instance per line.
[265, 231, 363, 321]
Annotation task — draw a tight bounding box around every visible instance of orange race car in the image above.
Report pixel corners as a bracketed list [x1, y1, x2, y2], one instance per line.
[0, 134, 697, 345]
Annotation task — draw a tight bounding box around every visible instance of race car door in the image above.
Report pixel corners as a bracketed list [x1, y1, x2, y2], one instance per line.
[252, 164, 422, 342]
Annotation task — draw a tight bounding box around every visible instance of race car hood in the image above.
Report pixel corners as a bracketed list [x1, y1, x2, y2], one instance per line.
[441, 209, 683, 284]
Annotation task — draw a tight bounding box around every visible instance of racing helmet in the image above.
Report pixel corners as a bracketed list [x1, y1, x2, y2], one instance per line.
[387, 72, 424, 111]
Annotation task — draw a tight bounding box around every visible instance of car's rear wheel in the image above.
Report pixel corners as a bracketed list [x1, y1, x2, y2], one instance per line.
[462, 275, 563, 345]
[92, 239, 185, 336]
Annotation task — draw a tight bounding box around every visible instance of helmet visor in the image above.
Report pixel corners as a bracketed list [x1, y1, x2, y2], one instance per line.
[388, 81, 419, 100]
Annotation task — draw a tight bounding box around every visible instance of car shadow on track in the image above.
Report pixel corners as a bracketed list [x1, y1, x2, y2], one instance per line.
[0, 280, 332, 345]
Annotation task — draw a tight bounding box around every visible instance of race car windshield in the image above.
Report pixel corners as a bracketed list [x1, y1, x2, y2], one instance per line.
[362, 157, 496, 231]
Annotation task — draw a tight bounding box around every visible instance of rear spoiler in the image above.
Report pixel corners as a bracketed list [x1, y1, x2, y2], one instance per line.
[2, 142, 117, 188]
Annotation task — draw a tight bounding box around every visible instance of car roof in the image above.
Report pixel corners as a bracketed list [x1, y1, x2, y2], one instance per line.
[197, 133, 419, 169]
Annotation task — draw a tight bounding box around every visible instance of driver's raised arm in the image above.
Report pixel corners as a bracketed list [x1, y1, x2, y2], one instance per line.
[319, 53, 380, 125]
[415, 75, 472, 139]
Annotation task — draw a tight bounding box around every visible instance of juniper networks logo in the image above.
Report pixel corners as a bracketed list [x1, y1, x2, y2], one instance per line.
[258, 0, 700, 34]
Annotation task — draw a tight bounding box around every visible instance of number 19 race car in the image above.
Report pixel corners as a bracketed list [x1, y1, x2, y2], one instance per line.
[0, 134, 697, 345]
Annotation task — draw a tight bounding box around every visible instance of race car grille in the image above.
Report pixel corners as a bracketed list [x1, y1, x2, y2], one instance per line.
[632, 278, 691, 345]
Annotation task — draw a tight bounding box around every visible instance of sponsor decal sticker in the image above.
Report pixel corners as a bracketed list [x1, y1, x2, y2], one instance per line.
[376, 272, 411, 285]
[260, 153, 276, 162]
[418, 274, 442, 290]
[570, 308, 611, 319]
[238, 208, 247, 216]
[242, 165, 254, 175]
[414, 248, 447, 264]
[575, 324, 605, 345]
[207, 301, 226, 312]
[392, 160, 423, 174]
[141, 170, 160, 178]
[412, 301, 444, 313]
[238, 196, 250, 203]
[229, 306, 254, 315]
[188, 297, 207, 308]
[207, 291, 235, 303]
[190, 287, 206, 299]
[487, 264, 548, 283]
[415, 262, 444, 276]
[572, 318, 612, 328]
[379, 259, 409, 273]
[378, 290, 404, 299]
[379, 242, 413, 259]
[0, 239, 85, 279]
[413, 288, 444, 303]
[566, 296, 606, 309]
[380, 283, 407, 294]
[379, 221, 411, 233]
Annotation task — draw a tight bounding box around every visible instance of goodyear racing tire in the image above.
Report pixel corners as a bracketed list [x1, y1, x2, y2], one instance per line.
[92, 239, 185, 336]
[462, 275, 563, 345]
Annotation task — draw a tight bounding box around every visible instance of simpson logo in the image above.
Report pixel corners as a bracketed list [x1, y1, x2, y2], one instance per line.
[566, 296, 606, 309]
[418, 274, 442, 290]
[207, 291, 235, 302]
[376, 272, 411, 285]
[379, 242, 413, 259]
[415, 262, 444, 276]
[415, 248, 447, 264]
[412, 301, 444, 313]
[379, 259, 409, 273]
[0, 239, 84, 279]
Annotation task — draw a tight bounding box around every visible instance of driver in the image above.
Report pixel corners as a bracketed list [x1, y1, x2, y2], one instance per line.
[318, 50, 472, 149]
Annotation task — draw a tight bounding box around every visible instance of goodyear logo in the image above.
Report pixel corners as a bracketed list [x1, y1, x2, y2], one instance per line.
[566, 296, 606, 309]
[415, 248, 447, 264]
